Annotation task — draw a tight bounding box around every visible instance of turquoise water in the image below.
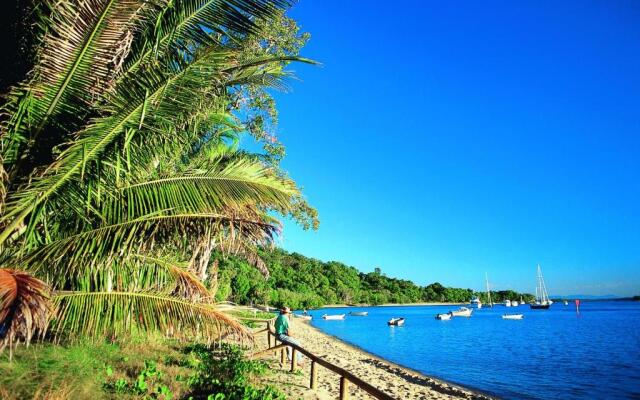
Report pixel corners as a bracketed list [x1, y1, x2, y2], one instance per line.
[308, 301, 640, 399]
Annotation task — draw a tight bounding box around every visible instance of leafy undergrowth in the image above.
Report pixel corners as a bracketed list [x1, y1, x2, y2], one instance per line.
[0, 337, 284, 400]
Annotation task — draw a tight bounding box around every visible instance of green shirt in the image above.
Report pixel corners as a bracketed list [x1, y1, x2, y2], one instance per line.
[275, 313, 289, 335]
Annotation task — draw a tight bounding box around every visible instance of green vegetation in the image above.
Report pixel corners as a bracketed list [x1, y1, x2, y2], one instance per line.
[0, 337, 282, 400]
[0, 1, 315, 397]
[214, 249, 534, 309]
[0, 0, 317, 355]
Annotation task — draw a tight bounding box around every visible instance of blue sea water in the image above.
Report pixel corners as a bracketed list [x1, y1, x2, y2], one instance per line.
[307, 301, 640, 399]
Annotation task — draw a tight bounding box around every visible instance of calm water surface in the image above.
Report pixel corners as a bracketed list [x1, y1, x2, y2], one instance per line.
[308, 301, 640, 399]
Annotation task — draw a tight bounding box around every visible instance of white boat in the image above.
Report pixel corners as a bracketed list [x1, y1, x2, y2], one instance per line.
[387, 317, 405, 326]
[504, 300, 512, 307]
[511, 300, 519, 307]
[470, 297, 482, 309]
[530, 265, 552, 310]
[450, 307, 473, 317]
[293, 314, 312, 320]
[502, 314, 524, 320]
[349, 311, 368, 316]
[564, 300, 569, 306]
[435, 313, 452, 320]
[322, 314, 345, 320]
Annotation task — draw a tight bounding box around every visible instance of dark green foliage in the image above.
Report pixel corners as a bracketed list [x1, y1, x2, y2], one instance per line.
[214, 249, 535, 308]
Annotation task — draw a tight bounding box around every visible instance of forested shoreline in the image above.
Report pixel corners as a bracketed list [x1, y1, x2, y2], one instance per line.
[215, 249, 535, 309]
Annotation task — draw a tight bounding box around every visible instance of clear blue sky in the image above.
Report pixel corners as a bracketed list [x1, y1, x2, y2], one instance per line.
[264, 1, 640, 296]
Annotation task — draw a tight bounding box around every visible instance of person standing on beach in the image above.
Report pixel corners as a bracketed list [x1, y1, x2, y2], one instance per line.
[275, 306, 304, 364]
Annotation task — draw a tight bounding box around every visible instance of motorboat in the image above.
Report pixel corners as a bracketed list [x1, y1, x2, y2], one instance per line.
[450, 307, 473, 317]
[387, 317, 405, 326]
[502, 314, 524, 320]
[511, 300, 519, 307]
[504, 300, 512, 307]
[349, 311, 368, 316]
[322, 314, 345, 320]
[293, 313, 312, 320]
[564, 300, 569, 306]
[435, 313, 452, 320]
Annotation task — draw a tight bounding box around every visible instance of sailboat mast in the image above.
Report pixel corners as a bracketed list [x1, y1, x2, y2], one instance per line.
[485, 272, 492, 306]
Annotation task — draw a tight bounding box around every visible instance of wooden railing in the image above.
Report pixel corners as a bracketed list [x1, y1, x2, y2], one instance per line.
[252, 320, 395, 400]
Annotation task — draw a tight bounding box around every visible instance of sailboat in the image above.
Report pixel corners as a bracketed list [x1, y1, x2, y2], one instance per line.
[485, 273, 494, 307]
[530, 264, 551, 310]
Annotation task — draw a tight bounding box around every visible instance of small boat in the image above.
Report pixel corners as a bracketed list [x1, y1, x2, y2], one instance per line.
[349, 311, 368, 316]
[504, 300, 512, 307]
[450, 307, 473, 317]
[470, 297, 482, 309]
[388, 317, 405, 326]
[435, 313, 452, 320]
[511, 300, 519, 307]
[293, 313, 312, 320]
[564, 300, 569, 306]
[322, 314, 345, 320]
[502, 314, 524, 320]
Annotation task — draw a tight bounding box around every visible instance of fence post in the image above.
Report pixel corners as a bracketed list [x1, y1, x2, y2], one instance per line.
[290, 348, 297, 372]
[266, 322, 271, 348]
[280, 345, 285, 364]
[339, 376, 349, 400]
[310, 360, 317, 389]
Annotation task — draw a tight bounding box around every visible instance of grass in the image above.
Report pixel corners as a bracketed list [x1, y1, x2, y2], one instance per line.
[0, 335, 284, 400]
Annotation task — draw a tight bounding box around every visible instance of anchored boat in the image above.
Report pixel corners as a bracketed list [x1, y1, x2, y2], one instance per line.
[450, 307, 473, 317]
[435, 313, 452, 320]
[349, 311, 368, 316]
[387, 317, 405, 326]
[530, 264, 552, 310]
[322, 314, 345, 320]
[502, 314, 524, 320]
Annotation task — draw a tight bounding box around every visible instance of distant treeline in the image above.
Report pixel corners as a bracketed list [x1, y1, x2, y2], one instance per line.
[214, 249, 534, 309]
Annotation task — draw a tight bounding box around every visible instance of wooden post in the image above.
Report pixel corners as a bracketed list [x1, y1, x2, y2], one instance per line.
[290, 348, 297, 372]
[310, 360, 317, 389]
[280, 346, 285, 364]
[266, 323, 271, 348]
[339, 376, 349, 400]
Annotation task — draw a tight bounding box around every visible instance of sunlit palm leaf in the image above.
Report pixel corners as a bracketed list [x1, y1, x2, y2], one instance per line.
[52, 291, 247, 341]
[24, 211, 278, 285]
[124, 156, 299, 215]
[0, 0, 161, 166]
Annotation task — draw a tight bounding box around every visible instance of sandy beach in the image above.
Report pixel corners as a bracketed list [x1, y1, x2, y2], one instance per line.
[253, 318, 494, 400]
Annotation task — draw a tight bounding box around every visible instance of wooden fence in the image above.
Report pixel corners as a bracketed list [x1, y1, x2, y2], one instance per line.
[251, 320, 395, 400]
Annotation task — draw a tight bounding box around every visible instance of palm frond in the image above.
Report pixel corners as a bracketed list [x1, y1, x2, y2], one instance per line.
[123, 0, 290, 77]
[0, 269, 52, 360]
[52, 291, 247, 341]
[23, 211, 278, 285]
[124, 156, 299, 215]
[0, 0, 161, 166]
[132, 254, 212, 300]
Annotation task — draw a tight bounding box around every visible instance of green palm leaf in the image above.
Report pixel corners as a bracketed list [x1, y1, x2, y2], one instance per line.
[52, 291, 247, 341]
[124, 156, 299, 215]
[0, 0, 159, 165]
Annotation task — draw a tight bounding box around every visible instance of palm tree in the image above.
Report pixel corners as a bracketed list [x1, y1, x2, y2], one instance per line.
[0, 0, 316, 355]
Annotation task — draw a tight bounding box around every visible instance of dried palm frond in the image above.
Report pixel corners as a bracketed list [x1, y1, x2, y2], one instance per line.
[0, 269, 52, 360]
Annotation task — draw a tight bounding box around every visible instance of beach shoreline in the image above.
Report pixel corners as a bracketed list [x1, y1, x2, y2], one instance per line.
[255, 318, 495, 400]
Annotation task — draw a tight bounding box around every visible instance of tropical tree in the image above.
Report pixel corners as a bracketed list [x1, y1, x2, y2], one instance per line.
[0, 0, 316, 356]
